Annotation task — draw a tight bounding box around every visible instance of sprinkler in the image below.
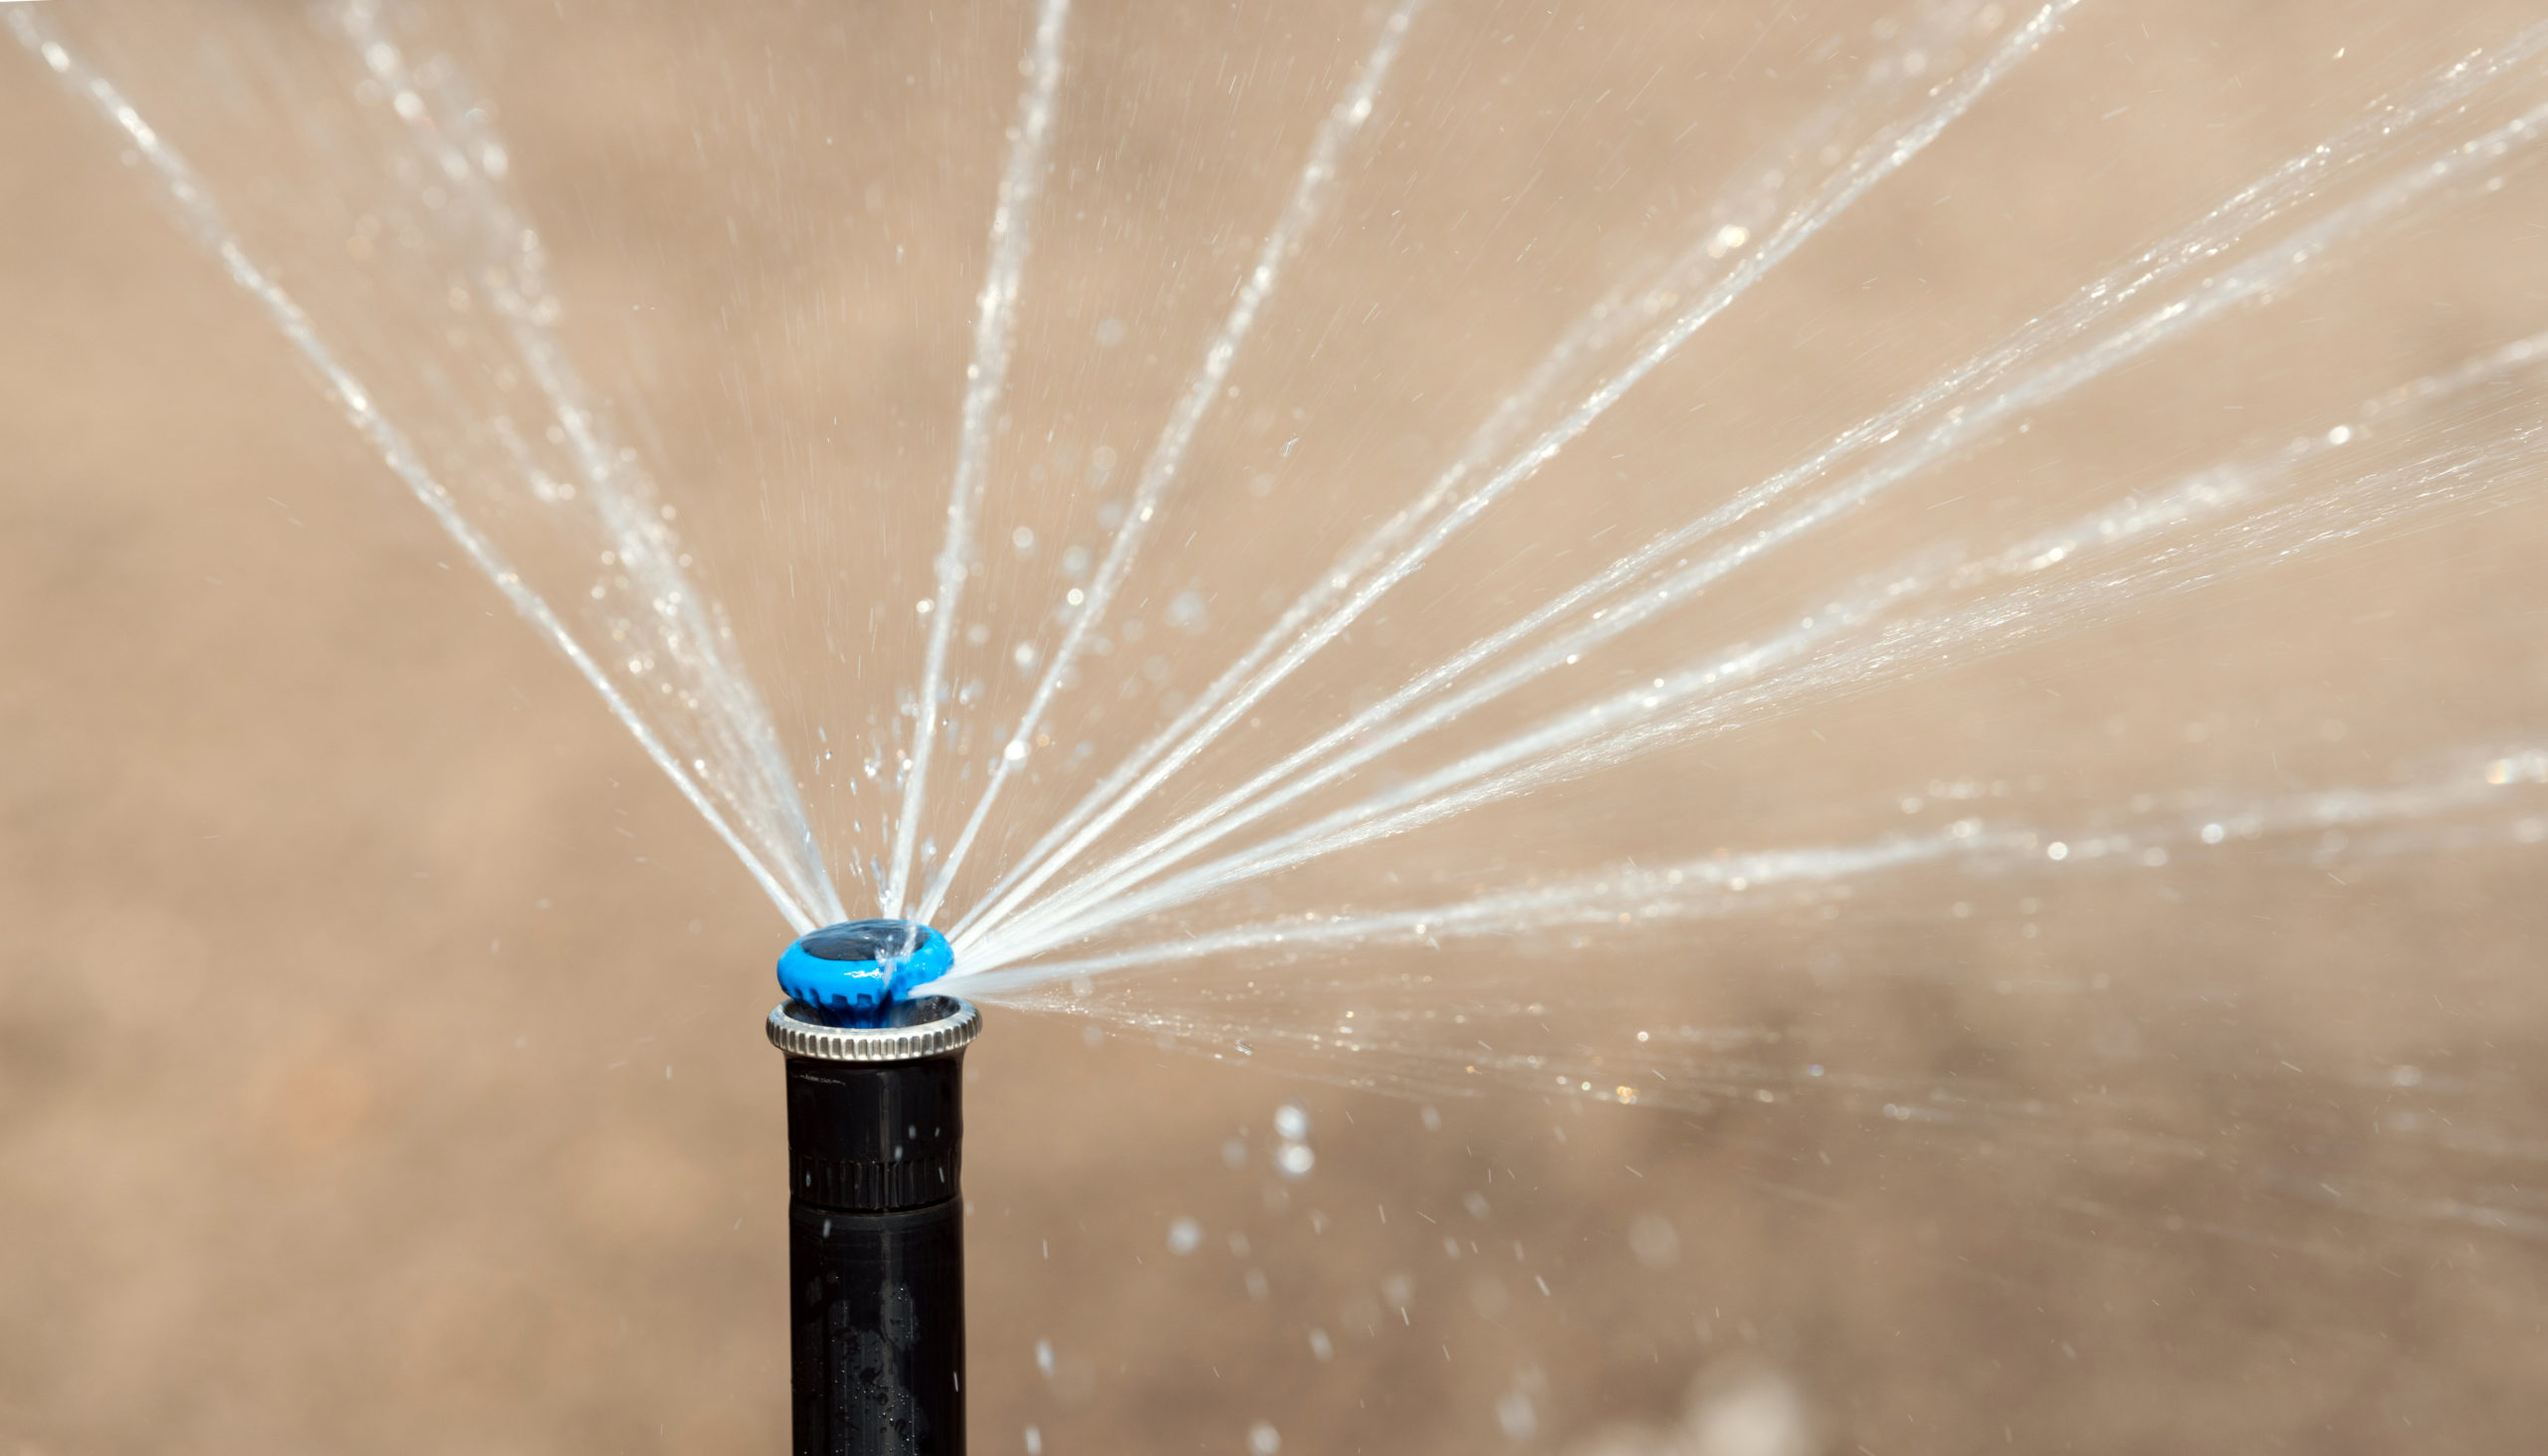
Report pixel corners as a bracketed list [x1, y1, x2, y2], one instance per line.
[778, 919, 956, 1020]
[769, 921, 977, 1456]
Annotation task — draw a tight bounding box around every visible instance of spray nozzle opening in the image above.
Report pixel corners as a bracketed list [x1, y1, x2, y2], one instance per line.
[778, 919, 955, 1026]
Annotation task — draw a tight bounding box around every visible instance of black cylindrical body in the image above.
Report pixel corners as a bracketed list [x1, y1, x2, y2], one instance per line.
[773, 998, 976, 1456]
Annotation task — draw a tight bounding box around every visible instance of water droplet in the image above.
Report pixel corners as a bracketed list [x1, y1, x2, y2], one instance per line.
[1495, 1389, 1538, 1441]
[1629, 1212, 1681, 1270]
[1167, 589, 1210, 633]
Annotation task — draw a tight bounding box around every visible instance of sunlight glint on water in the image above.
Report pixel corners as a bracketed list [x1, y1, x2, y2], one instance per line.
[10, 2, 847, 932]
[917, 0, 1432, 924]
[886, 0, 1074, 921]
[964, 40, 2548, 965]
[948, 0, 2076, 945]
[20, 0, 2548, 1300]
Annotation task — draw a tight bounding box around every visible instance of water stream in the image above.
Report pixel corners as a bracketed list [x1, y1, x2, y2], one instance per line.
[15, 0, 2548, 1442]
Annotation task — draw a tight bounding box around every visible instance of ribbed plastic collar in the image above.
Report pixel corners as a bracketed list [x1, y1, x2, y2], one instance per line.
[766, 994, 980, 1062]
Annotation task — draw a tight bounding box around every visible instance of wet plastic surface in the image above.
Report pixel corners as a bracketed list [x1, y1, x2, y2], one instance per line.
[783, 1044, 968, 1454]
[778, 922, 955, 1022]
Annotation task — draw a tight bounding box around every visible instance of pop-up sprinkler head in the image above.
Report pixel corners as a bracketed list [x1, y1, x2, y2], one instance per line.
[777, 919, 956, 1022]
[769, 972, 978, 1456]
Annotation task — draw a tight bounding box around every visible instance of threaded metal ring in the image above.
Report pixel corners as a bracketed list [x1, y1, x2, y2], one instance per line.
[766, 994, 980, 1062]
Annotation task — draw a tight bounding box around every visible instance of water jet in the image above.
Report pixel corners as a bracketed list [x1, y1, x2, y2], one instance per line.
[14, 1, 2548, 1448]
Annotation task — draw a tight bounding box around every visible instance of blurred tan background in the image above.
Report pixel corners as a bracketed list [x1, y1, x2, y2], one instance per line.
[7, 1, 2548, 1452]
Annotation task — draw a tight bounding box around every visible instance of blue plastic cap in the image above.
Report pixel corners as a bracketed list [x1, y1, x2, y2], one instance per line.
[777, 920, 955, 1023]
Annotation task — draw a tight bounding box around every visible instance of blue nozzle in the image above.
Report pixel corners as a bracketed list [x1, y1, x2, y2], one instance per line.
[777, 920, 954, 1023]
